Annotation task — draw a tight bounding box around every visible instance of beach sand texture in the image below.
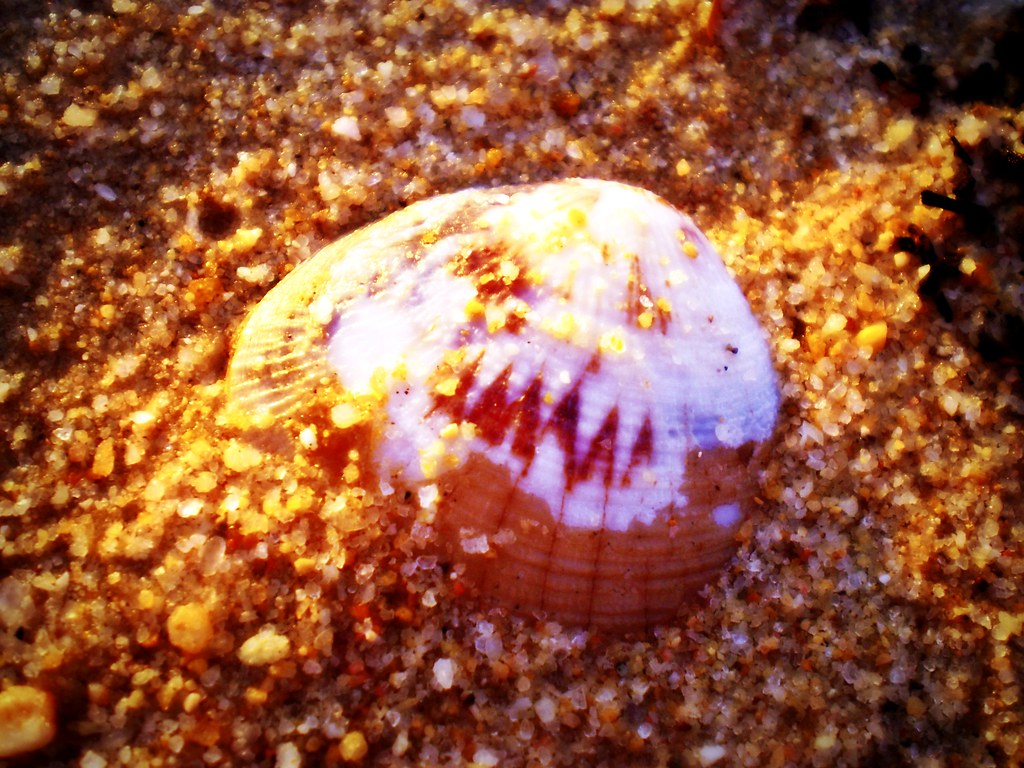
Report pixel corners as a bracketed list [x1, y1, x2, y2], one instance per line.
[1, 1, 1023, 765]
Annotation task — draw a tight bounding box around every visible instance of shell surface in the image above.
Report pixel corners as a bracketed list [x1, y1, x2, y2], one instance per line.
[227, 179, 779, 629]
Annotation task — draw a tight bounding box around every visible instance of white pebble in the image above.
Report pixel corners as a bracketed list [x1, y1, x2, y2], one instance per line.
[276, 741, 301, 768]
[474, 633, 503, 660]
[432, 658, 455, 690]
[534, 696, 557, 724]
[417, 484, 439, 509]
[698, 744, 727, 766]
[472, 747, 500, 766]
[461, 106, 486, 129]
[330, 115, 361, 141]
[238, 628, 291, 666]
[94, 183, 117, 202]
[461, 534, 490, 554]
[177, 499, 203, 519]
[385, 106, 411, 128]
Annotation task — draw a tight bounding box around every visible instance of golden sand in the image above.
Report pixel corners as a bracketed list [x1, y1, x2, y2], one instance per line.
[1, 1, 1022, 765]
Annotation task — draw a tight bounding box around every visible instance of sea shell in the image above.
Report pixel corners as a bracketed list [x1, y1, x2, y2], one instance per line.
[227, 178, 779, 630]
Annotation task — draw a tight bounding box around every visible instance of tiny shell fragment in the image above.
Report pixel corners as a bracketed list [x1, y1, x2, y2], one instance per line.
[227, 179, 780, 629]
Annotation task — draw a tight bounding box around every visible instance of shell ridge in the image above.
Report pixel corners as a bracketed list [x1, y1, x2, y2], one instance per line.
[585, 521, 603, 630]
[482, 451, 541, 602]
[537, 486, 569, 619]
[228, 301, 335, 421]
[588, 469, 618, 629]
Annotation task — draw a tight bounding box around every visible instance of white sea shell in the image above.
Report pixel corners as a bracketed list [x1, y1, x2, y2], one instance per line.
[227, 178, 779, 630]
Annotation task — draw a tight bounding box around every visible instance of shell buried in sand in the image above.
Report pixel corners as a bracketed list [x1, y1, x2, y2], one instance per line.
[226, 178, 780, 630]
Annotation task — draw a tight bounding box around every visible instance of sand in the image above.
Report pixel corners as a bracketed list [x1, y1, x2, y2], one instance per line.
[1, 0, 1022, 766]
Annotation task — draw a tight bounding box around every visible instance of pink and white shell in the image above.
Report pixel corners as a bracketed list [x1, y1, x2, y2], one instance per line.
[226, 178, 779, 630]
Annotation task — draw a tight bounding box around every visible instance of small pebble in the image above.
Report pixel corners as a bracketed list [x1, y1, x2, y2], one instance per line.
[697, 744, 726, 766]
[339, 731, 368, 762]
[90, 437, 116, 478]
[276, 741, 301, 768]
[854, 321, 888, 355]
[432, 658, 455, 690]
[61, 103, 97, 127]
[167, 603, 213, 654]
[238, 628, 291, 666]
[534, 696, 557, 725]
[331, 115, 361, 141]
[0, 685, 57, 758]
[223, 440, 263, 472]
